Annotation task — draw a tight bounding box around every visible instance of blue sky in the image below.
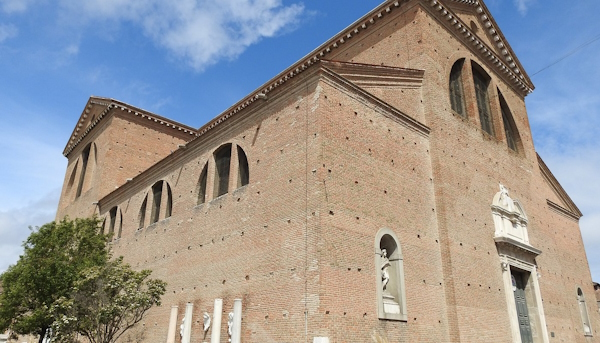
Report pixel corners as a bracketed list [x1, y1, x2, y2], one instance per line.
[0, 0, 599, 283]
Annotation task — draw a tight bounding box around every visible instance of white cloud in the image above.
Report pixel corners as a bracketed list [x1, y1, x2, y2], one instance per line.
[0, 189, 60, 273]
[58, 0, 305, 71]
[0, 0, 36, 13]
[0, 23, 17, 42]
[514, 0, 535, 16]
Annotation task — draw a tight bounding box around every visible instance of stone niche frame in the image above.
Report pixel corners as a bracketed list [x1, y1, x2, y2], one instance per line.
[492, 184, 549, 343]
[374, 228, 407, 321]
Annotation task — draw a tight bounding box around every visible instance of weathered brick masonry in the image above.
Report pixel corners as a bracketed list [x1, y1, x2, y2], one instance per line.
[55, 0, 599, 342]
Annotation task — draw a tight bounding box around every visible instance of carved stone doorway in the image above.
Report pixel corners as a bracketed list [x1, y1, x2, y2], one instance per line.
[512, 270, 534, 343]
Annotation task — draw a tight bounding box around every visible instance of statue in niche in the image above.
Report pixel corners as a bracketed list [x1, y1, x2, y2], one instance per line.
[381, 249, 391, 292]
[228, 312, 234, 342]
[179, 315, 186, 339]
[203, 312, 211, 333]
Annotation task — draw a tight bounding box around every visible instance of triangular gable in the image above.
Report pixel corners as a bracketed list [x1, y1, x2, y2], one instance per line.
[425, 0, 534, 95]
[63, 96, 198, 157]
[537, 153, 582, 220]
[321, 60, 425, 121]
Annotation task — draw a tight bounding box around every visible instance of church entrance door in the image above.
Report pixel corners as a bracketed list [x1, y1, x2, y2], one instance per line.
[512, 270, 533, 343]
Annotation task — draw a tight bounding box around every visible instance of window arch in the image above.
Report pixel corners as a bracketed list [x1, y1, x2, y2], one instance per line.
[108, 206, 118, 236]
[66, 161, 78, 193]
[75, 143, 92, 198]
[198, 163, 208, 205]
[214, 144, 232, 198]
[498, 92, 520, 152]
[107, 206, 123, 239]
[138, 195, 147, 229]
[150, 180, 173, 224]
[472, 63, 494, 135]
[374, 228, 407, 321]
[449, 59, 466, 117]
[237, 146, 250, 188]
[578, 288, 593, 336]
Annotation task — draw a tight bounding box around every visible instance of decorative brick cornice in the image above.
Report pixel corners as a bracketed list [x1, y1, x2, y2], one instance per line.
[427, 0, 534, 95]
[63, 97, 198, 157]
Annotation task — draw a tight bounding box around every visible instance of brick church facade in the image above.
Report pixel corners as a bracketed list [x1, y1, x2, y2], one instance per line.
[55, 0, 599, 342]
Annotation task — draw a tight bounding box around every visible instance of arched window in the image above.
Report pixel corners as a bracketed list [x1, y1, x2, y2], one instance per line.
[214, 144, 232, 198]
[150, 182, 162, 224]
[149, 181, 173, 224]
[237, 146, 249, 188]
[472, 64, 494, 135]
[374, 228, 407, 321]
[198, 163, 208, 205]
[76, 144, 91, 198]
[138, 195, 147, 229]
[165, 183, 173, 218]
[67, 161, 78, 193]
[108, 206, 118, 236]
[578, 288, 593, 336]
[449, 59, 466, 117]
[498, 92, 520, 152]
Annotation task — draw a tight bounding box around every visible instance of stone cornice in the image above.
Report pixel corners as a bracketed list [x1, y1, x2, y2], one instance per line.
[547, 200, 580, 222]
[322, 60, 425, 88]
[425, 0, 534, 96]
[494, 236, 542, 257]
[537, 153, 582, 218]
[321, 63, 430, 138]
[63, 97, 198, 157]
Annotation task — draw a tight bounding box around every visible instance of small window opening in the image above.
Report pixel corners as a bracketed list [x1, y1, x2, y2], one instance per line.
[108, 206, 117, 236]
[198, 163, 208, 205]
[165, 183, 173, 219]
[578, 288, 593, 336]
[151, 181, 163, 224]
[138, 195, 147, 229]
[76, 144, 91, 198]
[214, 144, 232, 198]
[237, 146, 249, 188]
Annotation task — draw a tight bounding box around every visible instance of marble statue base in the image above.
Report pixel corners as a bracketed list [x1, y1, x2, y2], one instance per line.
[383, 293, 400, 314]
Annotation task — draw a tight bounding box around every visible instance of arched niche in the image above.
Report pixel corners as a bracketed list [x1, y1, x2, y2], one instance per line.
[374, 228, 407, 321]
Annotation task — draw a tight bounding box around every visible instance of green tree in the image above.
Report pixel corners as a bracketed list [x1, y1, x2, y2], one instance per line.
[0, 217, 109, 343]
[51, 257, 166, 343]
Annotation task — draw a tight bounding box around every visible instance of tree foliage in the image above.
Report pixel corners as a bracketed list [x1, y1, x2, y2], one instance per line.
[0, 217, 109, 343]
[51, 257, 166, 343]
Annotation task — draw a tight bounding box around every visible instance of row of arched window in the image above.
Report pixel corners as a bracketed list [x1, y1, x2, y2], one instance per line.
[66, 142, 97, 199]
[449, 58, 521, 152]
[102, 143, 250, 238]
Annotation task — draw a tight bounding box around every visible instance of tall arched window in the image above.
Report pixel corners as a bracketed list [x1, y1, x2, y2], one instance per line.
[374, 228, 407, 321]
[76, 144, 91, 198]
[150, 182, 162, 224]
[578, 288, 593, 336]
[198, 163, 208, 205]
[449, 59, 466, 117]
[149, 181, 173, 224]
[214, 144, 232, 198]
[472, 64, 494, 135]
[237, 146, 249, 188]
[498, 92, 520, 152]
[138, 195, 147, 229]
[108, 206, 118, 236]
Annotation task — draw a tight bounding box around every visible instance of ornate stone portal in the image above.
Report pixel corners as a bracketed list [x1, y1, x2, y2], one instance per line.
[491, 184, 549, 343]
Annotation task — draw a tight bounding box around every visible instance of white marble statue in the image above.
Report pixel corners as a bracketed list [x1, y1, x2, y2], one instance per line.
[180, 315, 186, 339]
[227, 312, 234, 342]
[203, 312, 211, 333]
[381, 249, 391, 292]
